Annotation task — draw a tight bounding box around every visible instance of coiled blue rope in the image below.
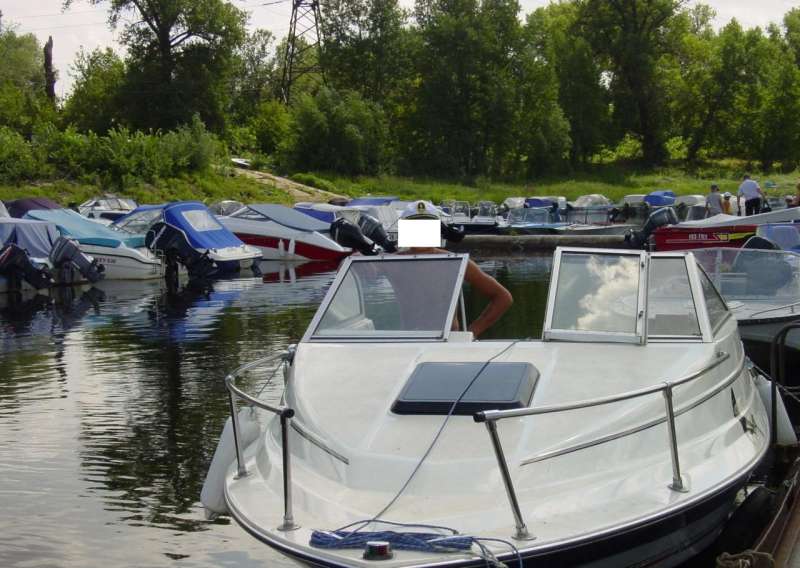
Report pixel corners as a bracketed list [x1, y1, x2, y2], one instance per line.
[309, 530, 474, 553]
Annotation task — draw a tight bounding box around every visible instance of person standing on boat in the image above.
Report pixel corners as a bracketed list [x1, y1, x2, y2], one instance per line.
[737, 174, 763, 216]
[705, 184, 723, 217]
[400, 200, 513, 338]
[722, 192, 734, 214]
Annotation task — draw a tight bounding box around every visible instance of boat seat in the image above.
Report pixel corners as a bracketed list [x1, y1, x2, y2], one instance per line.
[765, 226, 800, 250]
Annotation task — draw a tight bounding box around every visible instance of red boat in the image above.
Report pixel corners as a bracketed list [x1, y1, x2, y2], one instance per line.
[654, 223, 757, 251]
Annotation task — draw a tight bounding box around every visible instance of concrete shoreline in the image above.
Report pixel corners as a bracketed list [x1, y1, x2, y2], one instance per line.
[447, 233, 628, 253]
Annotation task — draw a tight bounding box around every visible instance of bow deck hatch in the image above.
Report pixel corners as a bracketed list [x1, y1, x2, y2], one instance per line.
[391, 362, 538, 415]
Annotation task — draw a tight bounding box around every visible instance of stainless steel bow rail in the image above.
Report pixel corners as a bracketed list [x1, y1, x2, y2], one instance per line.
[225, 351, 300, 532]
[473, 351, 737, 541]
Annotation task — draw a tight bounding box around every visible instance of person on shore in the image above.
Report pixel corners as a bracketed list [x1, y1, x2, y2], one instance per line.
[722, 192, 733, 214]
[705, 184, 723, 217]
[399, 201, 513, 337]
[737, 174, 763, 216]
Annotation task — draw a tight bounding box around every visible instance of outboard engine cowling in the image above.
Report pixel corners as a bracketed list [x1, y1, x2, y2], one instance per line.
[331, 218, 380, 255]
[146, 222, 218, 281]
[50, 237, 105, 284]
[0, 243, 54, 290]
[357, 214, 397, 253]
[625, 207, 679, 250]
[441, 222, 465, 243]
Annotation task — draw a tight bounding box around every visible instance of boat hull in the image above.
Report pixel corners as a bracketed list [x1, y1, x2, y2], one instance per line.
[226, 471, 749, 568]
[235, 233, 350, 262]
[80, 244, 163, 280]
[654, 225, 757, 251]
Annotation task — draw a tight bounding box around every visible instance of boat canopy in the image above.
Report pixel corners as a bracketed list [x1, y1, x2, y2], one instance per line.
[111, 205, 165, 234]
[508, 207, 553, 224]
[162, 202, 244, 250]
[239, 204, 330, 232]
[0, 201, 8, 218]
[0, 218, 61, 258]
[24, 208, 145, 248]
[692, 247, 800, 318]
[757, 223, 800, 250]
[571, 194, 611, 208]
[525, 197, 554, 208]
[679, 207, 800, 228]
[347, 196, 398, 206]
[543, 248, 726, 343]
[304, 254, 468, 341]
[5, 197, 60, 218]
[644, 190, 676, 207]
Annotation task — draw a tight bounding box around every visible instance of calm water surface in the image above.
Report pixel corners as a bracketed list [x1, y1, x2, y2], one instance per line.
[0, 255, 552, 568]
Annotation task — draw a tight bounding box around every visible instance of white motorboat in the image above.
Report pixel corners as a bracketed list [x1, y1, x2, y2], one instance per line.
[219, 204, 350, 262]
[77, 195, 138, 225]
[23, 208, 163, 280]
[203, 248, 773, 567]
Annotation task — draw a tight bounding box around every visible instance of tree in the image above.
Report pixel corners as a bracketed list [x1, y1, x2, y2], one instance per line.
[579, 0, 688, 165]
[67, 0, 247, 131]
[63, 48, 126, 134]
[784, 8, 800, 66]
[230, 29, 279, 120]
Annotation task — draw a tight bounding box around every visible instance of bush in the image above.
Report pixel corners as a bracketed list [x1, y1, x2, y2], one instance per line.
[289, 172, 338, 193]
[0, 127, 46, 183]
[281, 87, 387, 175]
[250, 100, 291, 156]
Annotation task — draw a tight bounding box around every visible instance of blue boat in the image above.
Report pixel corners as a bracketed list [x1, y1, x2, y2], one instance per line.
[114, 202, 261, 276]
[644, 190, 676, 207]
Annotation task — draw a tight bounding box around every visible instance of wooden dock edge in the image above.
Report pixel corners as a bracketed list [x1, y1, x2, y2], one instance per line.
[446, 234, 628, 253]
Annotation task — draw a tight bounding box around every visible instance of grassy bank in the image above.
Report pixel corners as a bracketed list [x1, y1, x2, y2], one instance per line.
[2, 164, 799, 208]
[316, 166, 800, 203]
[0, 171, 293, 207]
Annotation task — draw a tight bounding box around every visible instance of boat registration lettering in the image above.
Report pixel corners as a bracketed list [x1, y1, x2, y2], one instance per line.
[94, 256, 117, 264]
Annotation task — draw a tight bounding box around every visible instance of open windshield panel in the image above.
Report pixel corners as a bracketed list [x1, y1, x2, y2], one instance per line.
[305, 255, 468, 342]
[544, 249, 706, 344]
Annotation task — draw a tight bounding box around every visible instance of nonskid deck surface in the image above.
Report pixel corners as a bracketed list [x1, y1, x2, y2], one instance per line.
[226, 331, 769, 566]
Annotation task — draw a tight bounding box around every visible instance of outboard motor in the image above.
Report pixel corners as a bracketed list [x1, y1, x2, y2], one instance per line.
[330, 218, 380, 255]
[441, 221, 465, 243]
[0, 244, 54, 290]
[625, 207, 679, 250]
[146, 222, 218, 283]
[357, 214, 397, 253]
[50, 237, 105, 284]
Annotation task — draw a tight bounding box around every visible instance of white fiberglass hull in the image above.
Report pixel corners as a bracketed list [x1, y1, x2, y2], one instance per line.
[220, 217, 349, 262]
[79, 244, 163, 280]
[223, 325, 769, 567]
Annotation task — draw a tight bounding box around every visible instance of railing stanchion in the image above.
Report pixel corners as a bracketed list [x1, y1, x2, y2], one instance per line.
[485, 420, 535, 541]
[227, 376, 248, 479]
[278, 411, 300, 531]
[662, 384, 688, 493]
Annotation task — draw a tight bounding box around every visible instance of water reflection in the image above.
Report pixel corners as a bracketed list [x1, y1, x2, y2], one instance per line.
[0, 256, 551, 567]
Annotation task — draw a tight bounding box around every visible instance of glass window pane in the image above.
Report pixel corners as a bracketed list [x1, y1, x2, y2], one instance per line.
[699, 267, 729, 330]
[314, 258, 462, 338]
[647, 258, 701, 336]
[551, 253, 641, 334]
[182, 210, 223, 232]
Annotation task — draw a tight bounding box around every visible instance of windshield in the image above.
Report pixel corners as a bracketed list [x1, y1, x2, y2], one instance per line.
[112, 209, 162, 234]
[476, 202, 496, 217]
[311, 256, 465, 340]
[181, 210, 223, 232]
[509, 208, 549, 224]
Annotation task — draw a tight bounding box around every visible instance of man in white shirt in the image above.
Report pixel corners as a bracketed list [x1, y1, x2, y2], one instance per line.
[705, 184, 723, 217]
[737, 174, 763, 216]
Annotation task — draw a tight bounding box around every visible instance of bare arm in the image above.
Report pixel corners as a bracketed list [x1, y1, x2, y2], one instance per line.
[463, 259, 513, 338]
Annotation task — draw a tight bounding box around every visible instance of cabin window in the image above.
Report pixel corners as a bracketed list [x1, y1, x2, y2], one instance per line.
[181, 210, 223, 232]
[699, 268, 730, 331]
[313, 257, 464, 340]
[647, 258, 701, 337]
[548, 252, 644, 340]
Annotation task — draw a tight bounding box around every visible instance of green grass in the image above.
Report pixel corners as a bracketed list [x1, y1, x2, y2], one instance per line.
[316, 164, 800, 203]
[2, 161, 798, 207]
[0, 170, 293, 207]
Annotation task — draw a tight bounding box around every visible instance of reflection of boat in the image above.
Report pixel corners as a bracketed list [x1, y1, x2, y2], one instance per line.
[218, 204, 350, 262]
[21, 207, 162, 280]
[206, 248, 771, 567]
[260, 259, 342, 284]
[653, 209, 800, 251]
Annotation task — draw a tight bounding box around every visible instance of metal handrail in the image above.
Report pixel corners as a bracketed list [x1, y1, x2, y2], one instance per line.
[474, 350, 732, 540]
[749, 300, 800, 319]
[225, 351, 300, 532]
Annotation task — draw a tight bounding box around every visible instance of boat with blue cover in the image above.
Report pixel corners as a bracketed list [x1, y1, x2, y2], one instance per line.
[113, 202, 261, 281]
[202, 247, 776, 567]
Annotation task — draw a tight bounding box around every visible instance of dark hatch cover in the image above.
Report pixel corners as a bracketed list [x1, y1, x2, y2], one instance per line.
[392, 362, 538, 415]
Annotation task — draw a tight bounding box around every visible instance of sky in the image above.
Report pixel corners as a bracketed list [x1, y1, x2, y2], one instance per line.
[3, 0, 798, 97]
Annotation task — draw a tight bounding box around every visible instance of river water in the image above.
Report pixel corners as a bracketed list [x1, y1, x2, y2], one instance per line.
[0, 255, 552, 568]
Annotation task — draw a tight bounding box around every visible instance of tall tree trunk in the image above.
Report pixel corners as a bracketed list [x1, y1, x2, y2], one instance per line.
[44, 36, 56, 103]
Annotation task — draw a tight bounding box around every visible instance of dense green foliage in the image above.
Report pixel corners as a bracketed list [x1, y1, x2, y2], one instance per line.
[3, 0, 800, 192]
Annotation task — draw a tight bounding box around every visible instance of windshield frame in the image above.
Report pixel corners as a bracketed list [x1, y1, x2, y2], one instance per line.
[302, 253, 469, 343]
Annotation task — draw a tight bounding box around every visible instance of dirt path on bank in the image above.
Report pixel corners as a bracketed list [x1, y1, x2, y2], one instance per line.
[234, 168, 346, 202]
